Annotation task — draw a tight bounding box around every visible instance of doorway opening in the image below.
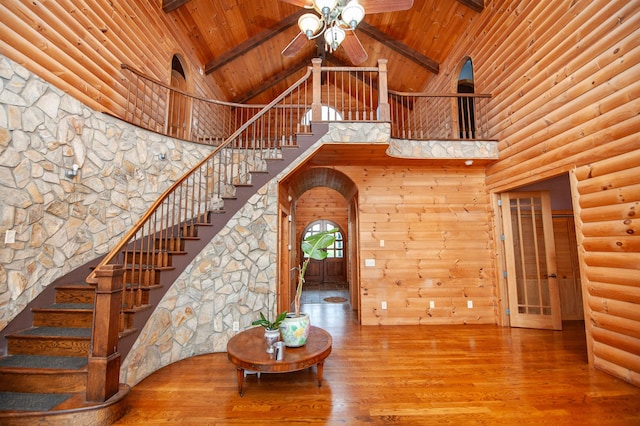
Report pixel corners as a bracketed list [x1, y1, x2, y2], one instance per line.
[494, 174, 584, 332]
[299, 220, 349, 306]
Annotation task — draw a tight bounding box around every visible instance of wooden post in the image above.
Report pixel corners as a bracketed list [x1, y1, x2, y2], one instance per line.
[86, 264, 124, 402]
[377, 59, 390, 121]
[311, 58, 323, 122]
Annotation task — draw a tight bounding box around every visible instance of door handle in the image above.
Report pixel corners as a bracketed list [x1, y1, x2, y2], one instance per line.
[548, 273, 557, 278]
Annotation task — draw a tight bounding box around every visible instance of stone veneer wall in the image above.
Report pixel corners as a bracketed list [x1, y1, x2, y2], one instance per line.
[120, 122, 390, 386]
[0, 55, 214, 329]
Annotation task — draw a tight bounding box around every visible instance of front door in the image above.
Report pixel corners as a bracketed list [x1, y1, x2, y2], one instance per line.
[500, 191, 562, 330]
[302, 220, 346, 285]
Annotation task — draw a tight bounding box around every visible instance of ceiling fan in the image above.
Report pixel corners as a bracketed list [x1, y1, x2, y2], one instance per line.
[279, 0, 414, 65]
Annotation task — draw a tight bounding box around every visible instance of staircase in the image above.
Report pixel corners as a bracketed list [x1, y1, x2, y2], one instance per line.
[0, 126, 325, 424]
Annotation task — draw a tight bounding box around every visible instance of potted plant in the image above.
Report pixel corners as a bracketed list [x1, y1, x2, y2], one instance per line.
[280, 227, 338, 347]
[252, 311, 287, 353]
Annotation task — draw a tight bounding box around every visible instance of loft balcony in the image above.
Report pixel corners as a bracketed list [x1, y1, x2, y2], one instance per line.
[120, 58, 498, 162]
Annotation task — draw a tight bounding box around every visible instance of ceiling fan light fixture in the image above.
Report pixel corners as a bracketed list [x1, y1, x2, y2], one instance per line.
[298, 13, 322, 38]
[324, 25, 346, 51]
[341, 1, 365, 29]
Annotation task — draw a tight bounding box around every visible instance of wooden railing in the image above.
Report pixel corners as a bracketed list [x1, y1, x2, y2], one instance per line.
[121, 58, 390, 144]
[389, 91, 492, 140]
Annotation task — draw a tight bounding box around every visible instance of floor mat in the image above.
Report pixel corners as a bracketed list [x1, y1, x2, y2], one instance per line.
[323, 296, 348, 303]
[0, 392, 71, 412]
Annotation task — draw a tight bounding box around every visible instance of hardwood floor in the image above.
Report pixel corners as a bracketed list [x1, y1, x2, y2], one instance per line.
[113, 298, 640, 425]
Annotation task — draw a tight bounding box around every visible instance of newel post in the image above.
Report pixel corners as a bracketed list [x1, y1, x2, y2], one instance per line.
[86, 264, 124, 402]
[311, 58, 323, 122]
[377, 59, 390, 121]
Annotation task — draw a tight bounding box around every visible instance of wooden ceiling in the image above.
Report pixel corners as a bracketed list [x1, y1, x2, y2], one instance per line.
[161, 0, 483, 104]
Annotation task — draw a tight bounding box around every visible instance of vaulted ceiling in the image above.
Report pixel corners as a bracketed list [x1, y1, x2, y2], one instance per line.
[161, 0, 483, 104]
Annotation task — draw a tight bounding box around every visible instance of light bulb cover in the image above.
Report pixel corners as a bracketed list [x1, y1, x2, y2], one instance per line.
[298, 13, 322, 38]
[315, 0, 338, 16]
[324, 25, 346, 50]
[341, 1, 365, 29]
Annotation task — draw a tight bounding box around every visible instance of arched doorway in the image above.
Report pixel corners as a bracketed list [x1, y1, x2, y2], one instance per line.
[278, 167, 360, 321]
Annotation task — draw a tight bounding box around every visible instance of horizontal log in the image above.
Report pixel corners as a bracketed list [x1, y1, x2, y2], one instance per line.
[589, 311, 640, 340]
[593, 356, 640, 388]
[574, 148, 640, 181]
[591, 327, 640, 359]
[581, 218, 639, 238]
[587, 281, 640, 305]
[577, 166, 640, 196]
[579, 183, 640, 209]
[583, 251, 640, 270]
[580, 202, 640, 223]
[585, 266, 640, 287]
[582, 235, 640, 253]
[592, 341, 640, 376]
[589, 296, 640, 322]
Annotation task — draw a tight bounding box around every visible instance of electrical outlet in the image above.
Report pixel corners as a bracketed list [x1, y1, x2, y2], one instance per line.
[4, 230, 16, 244]
[381, 301, 387, 310]
[429, 300, 435, 309]
[232, 321, 240, 331]
[380, 239, 385, 247]
[467, 300, 473, 309]
[365, 258, 375, 267]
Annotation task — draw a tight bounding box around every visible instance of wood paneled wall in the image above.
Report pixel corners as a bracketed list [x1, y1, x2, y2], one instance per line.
[336, 164, 495, 326]
[426, 0, 639, 385]
[295, 188, 349, 243]
[0, 0, 225, 117]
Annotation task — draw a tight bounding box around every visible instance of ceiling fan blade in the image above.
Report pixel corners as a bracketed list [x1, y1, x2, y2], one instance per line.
[282, 32, 309, 57]
[278, 0, 314, 8]
[342, 32, 368, 65]
[359, 0, 414, 14]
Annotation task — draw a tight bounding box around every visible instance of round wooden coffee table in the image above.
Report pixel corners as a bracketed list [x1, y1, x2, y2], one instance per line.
[227, 325, 332, 396]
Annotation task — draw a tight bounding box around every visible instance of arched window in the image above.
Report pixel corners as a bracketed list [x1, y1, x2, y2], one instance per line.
[168, 54, 188, 139]
[457, 58, 475, 139]
[302, 220, 343, 259]
[301, 105, 343, 126]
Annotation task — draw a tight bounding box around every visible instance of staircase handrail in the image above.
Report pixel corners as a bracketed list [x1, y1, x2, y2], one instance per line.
[86, 65, 314, 284]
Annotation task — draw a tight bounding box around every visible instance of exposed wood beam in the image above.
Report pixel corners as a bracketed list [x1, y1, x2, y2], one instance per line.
[205, 10, 305, 75]
[162, 0, 191, 13]
[357, 22, 439, 74]
[457, 0, 484, 13]
[233, 57, 312, 103]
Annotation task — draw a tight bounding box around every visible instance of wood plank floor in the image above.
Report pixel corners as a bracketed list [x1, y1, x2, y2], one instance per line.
[113, 300, 640, 425]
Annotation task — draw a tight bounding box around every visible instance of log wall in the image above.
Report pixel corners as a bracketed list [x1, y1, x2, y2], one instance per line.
[572, 152, 640, 386]
[0, 0, 225, 117]
[426, 0, 639, 384]
[336, 164, 496, 326]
